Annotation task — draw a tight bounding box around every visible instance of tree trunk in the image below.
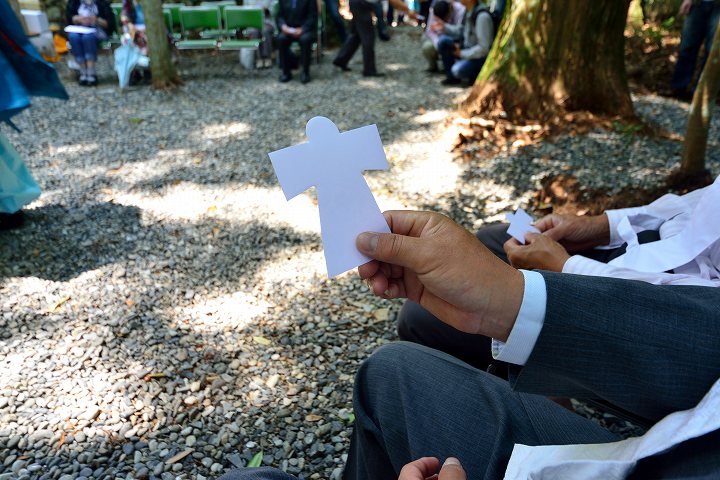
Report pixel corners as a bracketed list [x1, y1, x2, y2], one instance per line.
[678, 21, 720, 175]
[140, 0, 182, 89]
[462, 0, 634, 121]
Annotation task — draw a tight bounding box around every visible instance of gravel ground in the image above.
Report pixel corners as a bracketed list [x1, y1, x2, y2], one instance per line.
[2, 25, 719, 480]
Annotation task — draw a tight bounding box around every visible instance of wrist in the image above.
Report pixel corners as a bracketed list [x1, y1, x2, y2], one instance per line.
[590, 213, 611, 246]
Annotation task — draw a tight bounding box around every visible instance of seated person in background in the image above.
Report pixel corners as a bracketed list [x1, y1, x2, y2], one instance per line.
[65, 0, 116, 86]
[220, 210, 720, 479]
[437, 0, 493, 85]
[399, 175, 720, 374]
[276, 0, 317, 84]
[422, 0, 465, 73]
[244, 0, 276, 68]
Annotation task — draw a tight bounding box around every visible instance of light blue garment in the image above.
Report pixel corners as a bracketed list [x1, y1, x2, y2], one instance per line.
[114, 43, 142, 88]
[0, 131, 40, 213]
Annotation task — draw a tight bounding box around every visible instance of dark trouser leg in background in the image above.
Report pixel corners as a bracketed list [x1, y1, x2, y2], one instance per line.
[218, 467, 297, 480]
[436, 35, 456, 79]
[334, 2, 365, 68]
[298, 31, 316, 75]
[277, 33, 294, 75]
[350, 3, 377, 75]
[671, 2, 715, 92]
[343, 343, 618, 479]
[325, 0, 347, 42]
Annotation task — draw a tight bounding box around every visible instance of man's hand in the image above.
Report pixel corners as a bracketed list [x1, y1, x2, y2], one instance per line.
[356, 211, 523, 342]
[399, 457, 466, 480]
[534, 213, 610, 252]
[293, 27, 303, 37]
[504, 233, 570, 272]
[679, 0, 692, 16]
[452, 44, 461, 58]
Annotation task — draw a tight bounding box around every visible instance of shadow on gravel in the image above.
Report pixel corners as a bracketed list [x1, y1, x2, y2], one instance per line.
[0, 202, 143, 282]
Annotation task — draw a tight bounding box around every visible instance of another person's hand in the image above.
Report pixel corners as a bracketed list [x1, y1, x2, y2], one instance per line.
[504, 233, 570, 272]
[293, 27, 303, 37]
[679, 0, 692, 16]
[357, 211, 523, 341]
[452, 44, 461, 58]
[534, 213, 610, 252]
[407, 10, 420, 21]
[281, 24, 291, 34]
[399, 457, 466, 480]
[430, 19, 445, 33]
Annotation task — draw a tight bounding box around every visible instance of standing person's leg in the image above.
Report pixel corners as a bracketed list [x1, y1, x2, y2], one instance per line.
[352, 5, 378, 75]
[671, 3, 709, 94]
[702, 4, 720, 68]
[333, 1, 362, 69]
[277, 33, 293, 81]
[343, 343, 619, 480]
[298, 31, 315, 82]
[374, 1, 390, 40]
[81, 33, 99, 85]
[325, 0, 347, 42]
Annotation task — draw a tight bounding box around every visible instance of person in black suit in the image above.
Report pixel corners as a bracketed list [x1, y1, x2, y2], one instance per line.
[276, 0, 317, 83]
[333, 0, 417, 77]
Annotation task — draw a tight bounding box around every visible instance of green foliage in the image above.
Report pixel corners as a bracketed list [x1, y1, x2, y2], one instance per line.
[345, 413, 355, 425]
[247, 451, 263, 468]
[612, 120, 643, 141]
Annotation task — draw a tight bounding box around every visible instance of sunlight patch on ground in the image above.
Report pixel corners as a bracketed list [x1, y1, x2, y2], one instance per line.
[413, 109, 451, 125]
[113, 183, 323, 235]
[183, 292, 271, 333]
[50, 142, 99, 156]
[255, 247, 326, 287]
[393, 143, 462, 198]
[198, 122, 252, 140]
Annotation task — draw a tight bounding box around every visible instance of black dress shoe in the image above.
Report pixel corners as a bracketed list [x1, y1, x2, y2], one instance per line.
[441, 76, 462, 85]
[86, 76, 98, 87]
[379, 32, 391, 41]
[279, 73, 292, 83]
[362, 71, 386, 77]
[332, 59, 351, 71]
[301, 72, 311, 84]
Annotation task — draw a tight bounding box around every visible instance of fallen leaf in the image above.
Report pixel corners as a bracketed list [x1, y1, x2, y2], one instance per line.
[165, 449, 193, 464]
[125, 299, 135, 307]
[128, 117, 144, 125]
[207, 205, 217, 213]
[373, 308, 390, 321]
[144, 372, 167, 381]
[305, 414, 323, 422]
[50, 296, 71, 312]
[247, 451, 263, 468]
[253, 336, 271, 346]
[345, 413, 355, 425]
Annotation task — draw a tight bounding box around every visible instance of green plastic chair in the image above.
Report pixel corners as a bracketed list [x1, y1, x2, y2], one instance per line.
[217, 6, 263, 50]
[163, 3, 185, 27]
[201, 0, 237, 16]
[177, 6, 221, 49]
[110, 2, 123, 24]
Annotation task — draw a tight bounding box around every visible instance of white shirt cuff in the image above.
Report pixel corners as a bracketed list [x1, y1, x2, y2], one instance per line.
[491, 270, 546, 366]
[605, 207, 646, 246]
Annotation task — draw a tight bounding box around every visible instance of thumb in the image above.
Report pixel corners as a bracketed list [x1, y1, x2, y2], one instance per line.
[439, 457, 466, 480]
[356, 232, 426, 269]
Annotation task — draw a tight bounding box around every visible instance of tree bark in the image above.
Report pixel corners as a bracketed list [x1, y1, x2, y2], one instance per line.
[462, 0, 635, 121]
[140, 0, 182, 89]
[679, 20, 720, 175]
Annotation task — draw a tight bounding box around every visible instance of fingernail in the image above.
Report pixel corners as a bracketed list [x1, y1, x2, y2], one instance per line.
[357, 233, 378, 254]
[443, 457, 461, 467]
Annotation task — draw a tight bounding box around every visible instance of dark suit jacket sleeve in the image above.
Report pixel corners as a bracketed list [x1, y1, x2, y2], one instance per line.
[509, 271, 720, 423]
[98, 0, 116, 35]
[301, 0, 317, 35]
[276, 0, 287, 30]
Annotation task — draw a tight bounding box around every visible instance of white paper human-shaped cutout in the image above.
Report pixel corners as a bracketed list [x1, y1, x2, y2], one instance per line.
[269, 117, 391, 277]
[506, 208, 540, 244]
